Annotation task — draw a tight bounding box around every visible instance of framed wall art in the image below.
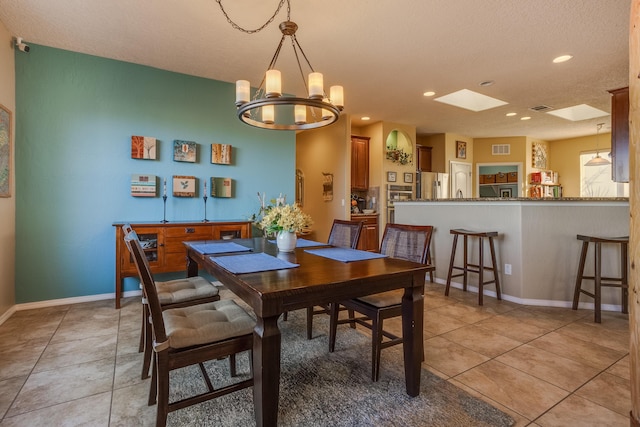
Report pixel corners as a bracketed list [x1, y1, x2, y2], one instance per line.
[211, 177, 233, 198]
[173, 140, 197, 163]
[211, 143, 232, 164]
[0, 104, 11, 197]
[131, 135, 157, 160]
[387, 171, 397, 182]
[322, 172, 333, 201]
[173, 175, 196, 197]
[500, 188, 512, 198]
[403, 172, 413, 183]
[131, 174, 156, 197]
[456, 141, 467, 159]
[532, 141, 547, 169]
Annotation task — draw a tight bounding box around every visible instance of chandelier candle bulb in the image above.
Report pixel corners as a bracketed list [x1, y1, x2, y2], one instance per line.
[235, 80, 250, 106]
[265, 69, 281, 97]
[330, 85, 344, 109]
[308, 72, 324, 99]
[262, 105, 275, 124]
[294, 105, 307, 124]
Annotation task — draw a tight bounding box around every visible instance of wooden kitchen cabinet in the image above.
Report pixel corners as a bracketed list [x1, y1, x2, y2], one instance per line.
[416, 145, 432, 172]
[113, 220, 251, 308]
[608, 87, 629, 183]
[352, 214, 379, 252]
[351, 136, 370, 190]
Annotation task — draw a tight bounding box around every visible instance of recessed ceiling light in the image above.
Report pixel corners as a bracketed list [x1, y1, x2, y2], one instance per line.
[423, 91, 435, 97]
[361, 116, 370, 121]
[479, 80, 494, 87]
[506, 112, 517, 117]
[434, 89, 508, 112]
[553, 55, 573, 63]
[520, 116, 531, 121]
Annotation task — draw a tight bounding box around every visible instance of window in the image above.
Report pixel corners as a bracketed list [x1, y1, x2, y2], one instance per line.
[579, 152, 628, 197]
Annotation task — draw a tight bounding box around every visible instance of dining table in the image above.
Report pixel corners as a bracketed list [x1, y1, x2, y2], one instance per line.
[184, 237, 431, 427]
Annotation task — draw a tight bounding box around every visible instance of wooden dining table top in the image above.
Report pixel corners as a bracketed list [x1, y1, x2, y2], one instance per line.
[183, 237, 431, 427]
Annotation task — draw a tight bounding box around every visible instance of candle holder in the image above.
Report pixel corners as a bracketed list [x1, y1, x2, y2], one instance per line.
[202, 194, 209, 222]
[161, 195, 169, 223]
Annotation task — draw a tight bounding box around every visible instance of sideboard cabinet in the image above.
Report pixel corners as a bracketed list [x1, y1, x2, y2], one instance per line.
[113, 220, 252, 308]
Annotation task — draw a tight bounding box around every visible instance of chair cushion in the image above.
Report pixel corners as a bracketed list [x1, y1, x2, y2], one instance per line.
[155, 276, 219, 305]
[356, 289, 403, 308]
[163, 300, 255, 349]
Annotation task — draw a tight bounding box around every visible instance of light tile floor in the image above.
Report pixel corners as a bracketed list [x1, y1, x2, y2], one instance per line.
[0, 283, 632, 426]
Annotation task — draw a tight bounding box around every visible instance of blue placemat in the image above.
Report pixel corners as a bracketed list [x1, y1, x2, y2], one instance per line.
[190, 242, 252, 255]
[304, 247, 388, 263]
[209, 252, 299, 274]
[267, 238, 327, 248]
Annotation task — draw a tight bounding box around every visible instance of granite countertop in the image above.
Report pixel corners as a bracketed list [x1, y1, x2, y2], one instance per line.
[399, 197, 629, 202]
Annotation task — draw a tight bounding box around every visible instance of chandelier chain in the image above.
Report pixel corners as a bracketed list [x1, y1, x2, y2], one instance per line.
[216, 0, 290, 34]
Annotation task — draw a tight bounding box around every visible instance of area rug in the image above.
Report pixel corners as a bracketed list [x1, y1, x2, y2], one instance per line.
[167, 310, 514, 426]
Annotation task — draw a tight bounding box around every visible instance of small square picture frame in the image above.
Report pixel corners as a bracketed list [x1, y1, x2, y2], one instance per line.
[387, 171, 397, 182]
[500, 188, 512, 198]
[456, 140, 467, 159]
[403, 172, 413, 183]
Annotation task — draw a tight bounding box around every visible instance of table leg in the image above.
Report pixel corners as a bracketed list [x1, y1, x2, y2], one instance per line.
[186, 254, 199, 277]
[402, 272, 425, 397]
[253, 314, 281, 427]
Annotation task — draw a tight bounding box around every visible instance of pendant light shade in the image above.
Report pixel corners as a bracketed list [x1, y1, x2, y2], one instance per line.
[584, 123, 611, 166]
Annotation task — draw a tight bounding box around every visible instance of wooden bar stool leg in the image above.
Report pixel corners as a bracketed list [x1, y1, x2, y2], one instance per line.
[621, 242, 629, 314]
[572, 241, 589, 310]
[445, 234, 459, 296]
[478, 236, 485, 306]
[489, 236, 502, 300]
[462, 235, 469, 292]
[594, 242, 602, 323]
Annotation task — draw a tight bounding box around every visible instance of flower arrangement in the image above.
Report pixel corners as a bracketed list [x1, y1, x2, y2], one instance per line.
[386, 148, 413, 165]
[260, 203, 312, 235]
[254, 193, 313, 235]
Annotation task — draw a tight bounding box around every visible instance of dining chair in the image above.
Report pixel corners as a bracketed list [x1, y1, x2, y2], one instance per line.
[122, 224, 221, 380]
[124, 229, 255, 427]
[328, 223, 433, 381]
[305, 219, 364, 339]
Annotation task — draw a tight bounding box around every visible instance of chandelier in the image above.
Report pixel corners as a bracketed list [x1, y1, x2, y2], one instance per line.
[217, 0, 344, 130]
[584, 123, 611, 166]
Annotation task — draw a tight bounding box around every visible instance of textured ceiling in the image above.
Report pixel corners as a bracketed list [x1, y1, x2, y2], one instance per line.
[0, 0, 631, 140]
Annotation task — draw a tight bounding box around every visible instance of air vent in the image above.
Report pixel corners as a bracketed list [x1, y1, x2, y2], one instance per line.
[529, 105, 553, 112]
[492, 144, 510, 155]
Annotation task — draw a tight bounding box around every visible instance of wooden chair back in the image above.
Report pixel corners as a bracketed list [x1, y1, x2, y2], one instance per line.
[328, 219, 364, 249]
[379, 223, 433, 264]
[124, 228, 168, 344]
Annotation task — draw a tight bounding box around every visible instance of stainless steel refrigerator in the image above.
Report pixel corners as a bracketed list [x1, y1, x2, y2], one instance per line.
[418, 172, 450, 199]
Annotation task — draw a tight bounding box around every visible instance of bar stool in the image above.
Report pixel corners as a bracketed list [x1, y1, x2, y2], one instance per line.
[445, 229, 501, 305]
[572, 234, 629, 323]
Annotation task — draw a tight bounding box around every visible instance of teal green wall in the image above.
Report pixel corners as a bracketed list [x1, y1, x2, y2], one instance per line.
[15, 45, 295, 303]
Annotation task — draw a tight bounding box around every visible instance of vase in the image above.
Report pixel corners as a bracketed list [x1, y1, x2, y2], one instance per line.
[276, 230, 297, 252]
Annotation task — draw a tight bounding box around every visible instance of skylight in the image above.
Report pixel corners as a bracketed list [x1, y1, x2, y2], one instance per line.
[546, 104, 609, 121]
[434, 89, 508, 112]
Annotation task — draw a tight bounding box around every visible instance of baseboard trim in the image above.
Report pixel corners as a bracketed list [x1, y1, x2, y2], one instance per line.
[14, 290, 142, 312]
[0, 305, 17, 325]
[431, 278, 624, 312]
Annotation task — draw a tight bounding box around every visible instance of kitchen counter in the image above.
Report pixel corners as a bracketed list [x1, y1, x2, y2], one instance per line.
[395, 198, 629, 308]
[407, 197, 629, 202]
